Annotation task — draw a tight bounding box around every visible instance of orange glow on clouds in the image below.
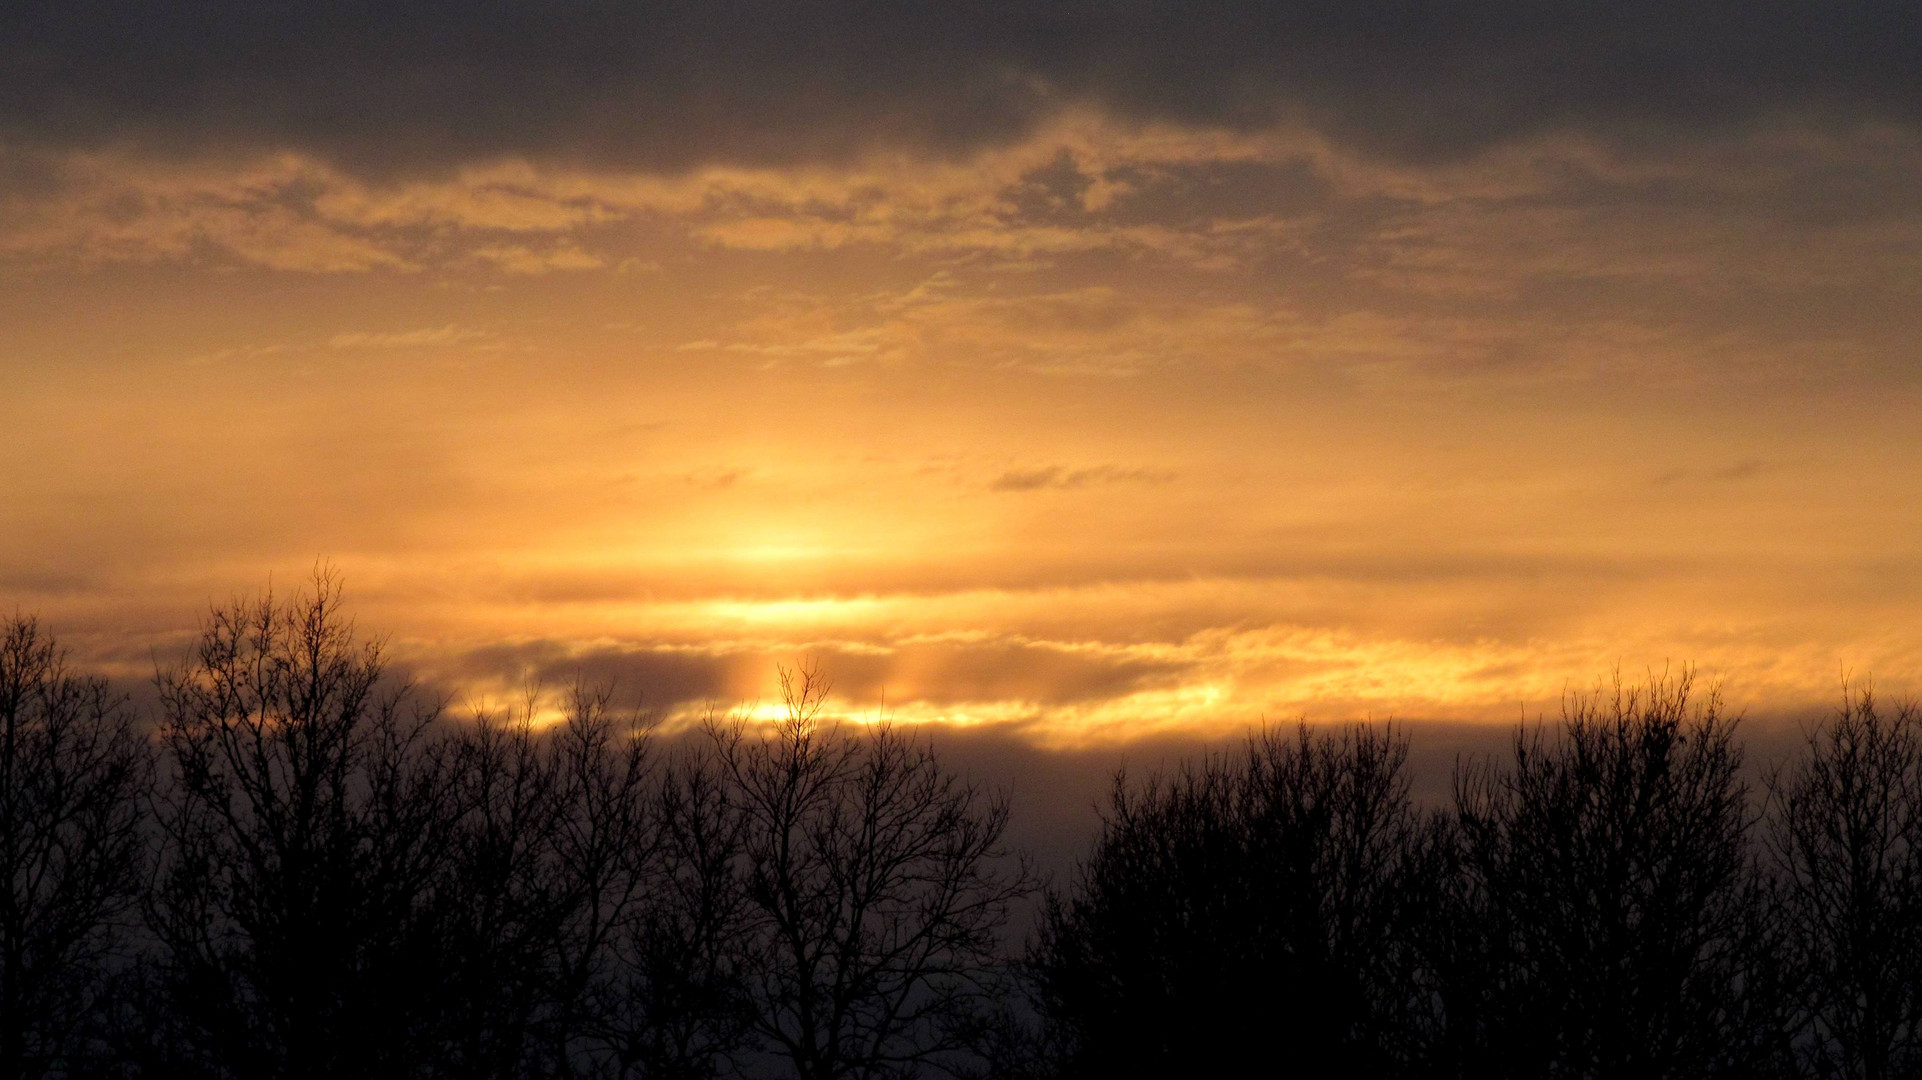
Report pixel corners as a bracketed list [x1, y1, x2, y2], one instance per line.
[5, 117, 1922, 743]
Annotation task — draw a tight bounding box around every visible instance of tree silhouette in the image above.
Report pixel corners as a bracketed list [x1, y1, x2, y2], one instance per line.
[427, 681, 669, 1080]
[1030, 723, 1434, 1079]
[434, 697, 576, 1079]
[1767, 686, 1922, 1080]
[537, 684, 699, 1080]
[706, 665, 1033, 1080]
[21, 574, 1922, 1080]
[0, 616, 149, 1080]
[146, 573, 457, 1079]
[133, 582, 1036, 1080]
[1442, 671, 1792, 1079]
[579, 743, 754, 1080]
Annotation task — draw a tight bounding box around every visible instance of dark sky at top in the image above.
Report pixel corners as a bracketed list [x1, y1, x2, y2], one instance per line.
[5, 0, 1920, 174]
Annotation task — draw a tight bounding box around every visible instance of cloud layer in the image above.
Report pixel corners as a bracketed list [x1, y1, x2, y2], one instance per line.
[5, 1, 1921, 174]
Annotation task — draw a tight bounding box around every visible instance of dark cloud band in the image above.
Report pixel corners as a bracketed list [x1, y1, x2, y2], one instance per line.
[3, 1, 1918, 174]
[440, 638, 1185, 715]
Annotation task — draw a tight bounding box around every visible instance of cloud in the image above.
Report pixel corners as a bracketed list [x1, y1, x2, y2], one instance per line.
[408, 594, 1922, 746]
[469, 242, 604, 274]
[0, 124, 1310, 273]
[10, 114, 1921, 334]
[683, 468, 746, 490]
[1650, 458, 1781, 487]
[435, 636, 1189, 719]
[990, 465, 1175, 492]
[328, 324, 488, 349]
[1, 2, 1918, 178]
[443, 641, 742, 713]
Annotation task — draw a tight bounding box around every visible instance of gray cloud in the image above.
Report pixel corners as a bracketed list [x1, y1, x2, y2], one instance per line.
[444, 641, 740, 712]
[442, 637, 1187, 714]
[2, 2, 1918, 176]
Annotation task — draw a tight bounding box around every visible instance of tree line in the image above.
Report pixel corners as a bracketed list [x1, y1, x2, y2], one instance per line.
[6, 577, 1922, 1079]
[1029, 679, 1922, 1080]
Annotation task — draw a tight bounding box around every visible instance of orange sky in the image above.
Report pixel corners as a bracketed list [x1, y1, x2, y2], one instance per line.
[5, 114, 1922, 743]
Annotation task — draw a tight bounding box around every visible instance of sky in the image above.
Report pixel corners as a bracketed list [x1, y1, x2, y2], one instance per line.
[4, 1, 1922, 745]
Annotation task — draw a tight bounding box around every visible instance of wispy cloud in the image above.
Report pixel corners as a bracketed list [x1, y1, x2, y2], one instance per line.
[990, 465, 1175, 492]
[328, 324, 489, 349]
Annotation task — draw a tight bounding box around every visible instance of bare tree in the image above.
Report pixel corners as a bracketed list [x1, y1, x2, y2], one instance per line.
[1445, 671, 1792, 1079]
[1767, 686, 1922, 1080]
[436, 677, 762, 1080]
[543, 685, 667, 1080]
[147, 572, 457, 1080]
[0, 616, 149, 1080]
[435, 697, 573, 1080]
[432, 681, 663, 1080]
[579, 743, 754, 1080]
[707, 666, 1033, 1080]
[1029, 723, 1434, 1079]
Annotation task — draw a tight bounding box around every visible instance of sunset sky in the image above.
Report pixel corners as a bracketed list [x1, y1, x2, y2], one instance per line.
[5, 1, 1922, 743]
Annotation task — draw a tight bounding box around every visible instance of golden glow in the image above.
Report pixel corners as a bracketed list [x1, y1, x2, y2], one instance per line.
[6, 117, 1922, 744]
